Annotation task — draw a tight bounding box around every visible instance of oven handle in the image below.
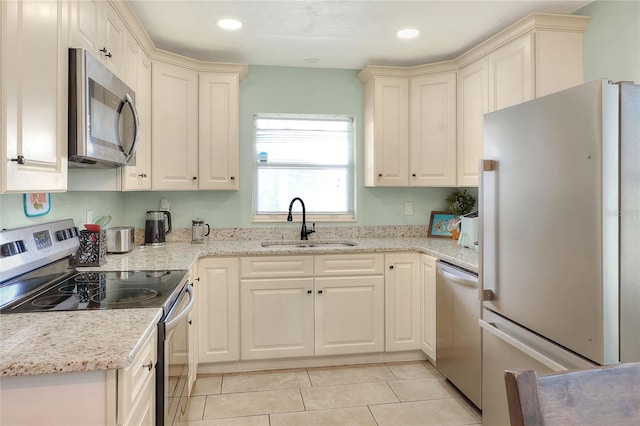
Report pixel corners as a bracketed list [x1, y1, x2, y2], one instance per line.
[165, 284, 194, 332]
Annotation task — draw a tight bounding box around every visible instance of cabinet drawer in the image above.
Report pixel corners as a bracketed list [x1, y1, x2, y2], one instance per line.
[240, 256, 313, 278]
[314, 254, 384, 276]
[118, 329, 157, 425]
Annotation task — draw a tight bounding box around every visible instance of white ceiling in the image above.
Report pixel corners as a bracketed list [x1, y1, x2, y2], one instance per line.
[128, 0, 592, 70]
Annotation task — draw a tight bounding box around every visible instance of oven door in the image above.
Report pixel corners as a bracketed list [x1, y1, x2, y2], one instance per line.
[158, 283, 194, 426]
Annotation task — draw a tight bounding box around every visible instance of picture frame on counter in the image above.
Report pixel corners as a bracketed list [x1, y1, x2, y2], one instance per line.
[428, 211, 459, 238]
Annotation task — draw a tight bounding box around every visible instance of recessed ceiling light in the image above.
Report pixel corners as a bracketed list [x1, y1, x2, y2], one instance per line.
[304, 58, 320, 64]
[218, 18, 242, 31]
[396, 28, 420, 39]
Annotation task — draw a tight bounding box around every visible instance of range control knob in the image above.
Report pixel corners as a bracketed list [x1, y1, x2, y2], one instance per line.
[0, 240, 27, 257]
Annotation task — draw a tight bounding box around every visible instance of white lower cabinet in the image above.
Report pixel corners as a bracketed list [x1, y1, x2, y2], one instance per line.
[197, 258, 240, 364]
[0, 329, 157, 425]
[420, 254, 437, 360]
[240, 277, 315, 360]
[117, 329, 157, 426]
[240, 254, 385, 360]
[315, 275, 384, 356]
[385, 253, 421, 352]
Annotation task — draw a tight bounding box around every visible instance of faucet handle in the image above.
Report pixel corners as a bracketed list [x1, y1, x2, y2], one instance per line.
[307, 223, 316, 236]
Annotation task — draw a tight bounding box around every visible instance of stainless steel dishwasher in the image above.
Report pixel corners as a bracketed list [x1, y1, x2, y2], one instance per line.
[436, 260, 481, 409]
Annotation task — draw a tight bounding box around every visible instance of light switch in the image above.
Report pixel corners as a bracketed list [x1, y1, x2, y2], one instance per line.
[404, 202, 414, 216]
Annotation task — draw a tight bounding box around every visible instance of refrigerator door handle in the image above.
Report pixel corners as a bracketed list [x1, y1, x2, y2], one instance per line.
[479, 319, 568, 372]
[479, 159, 498, 301]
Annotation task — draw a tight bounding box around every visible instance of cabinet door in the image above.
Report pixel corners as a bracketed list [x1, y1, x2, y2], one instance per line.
[122, 52, 152, 190]
[315, 276, 384, 356]
[198, 73, 240, 190]
[118, 329, 157, 426]
[488, 33, 534, 112]
[240, 278, 314, 360]
[68, 0, 102, 54]
[420, 254, 437, 360]
[198, 258, 240, 363]
[1, 0, 68, 193]
[385, 253, 421, 351]
[456, 58, 488, 187]
[367, 76, 409, 186]
[151, 61, 199, 190]
[409, 72, 457, 187]
[101, 2, 126, 77]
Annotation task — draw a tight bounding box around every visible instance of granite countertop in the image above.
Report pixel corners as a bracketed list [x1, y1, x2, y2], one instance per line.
[0, 236, 477, 377]
[1, 309, 162, 377]
[88, 237, 478, 273]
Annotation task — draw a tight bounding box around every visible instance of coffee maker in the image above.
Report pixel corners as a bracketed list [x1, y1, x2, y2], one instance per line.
[144, 211, 172, 245]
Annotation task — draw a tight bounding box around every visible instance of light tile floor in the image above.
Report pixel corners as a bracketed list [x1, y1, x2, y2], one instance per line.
[176, 361, 482, 426]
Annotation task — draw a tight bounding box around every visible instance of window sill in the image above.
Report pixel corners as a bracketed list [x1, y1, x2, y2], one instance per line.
[253, 214, 356, 223]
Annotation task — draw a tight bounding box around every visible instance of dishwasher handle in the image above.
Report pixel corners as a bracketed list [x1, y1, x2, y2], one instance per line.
[437, 262, 478, 289]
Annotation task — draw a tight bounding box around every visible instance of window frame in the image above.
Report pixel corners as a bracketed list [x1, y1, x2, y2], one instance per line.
[252, 113, 356, 223]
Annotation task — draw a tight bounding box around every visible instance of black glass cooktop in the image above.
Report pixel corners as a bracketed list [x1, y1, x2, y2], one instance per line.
[0, 270, 187, 313]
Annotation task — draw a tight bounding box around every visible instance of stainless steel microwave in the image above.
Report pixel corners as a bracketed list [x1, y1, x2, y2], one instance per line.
[68, 48, 139, 168]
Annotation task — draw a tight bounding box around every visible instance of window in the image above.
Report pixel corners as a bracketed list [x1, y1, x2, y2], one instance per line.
[254, 114, 355, 221]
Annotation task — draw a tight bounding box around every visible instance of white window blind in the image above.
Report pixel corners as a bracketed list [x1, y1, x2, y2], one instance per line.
[254, 114, 354, 219]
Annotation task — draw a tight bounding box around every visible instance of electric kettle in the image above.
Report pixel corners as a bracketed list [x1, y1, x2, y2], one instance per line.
[191, 218, 210, 244]
[144, 210, 172, 245]
[458, 216, 479, 251]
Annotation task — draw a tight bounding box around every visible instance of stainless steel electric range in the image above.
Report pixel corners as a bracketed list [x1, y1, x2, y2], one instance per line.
[0, 219, 193, 426]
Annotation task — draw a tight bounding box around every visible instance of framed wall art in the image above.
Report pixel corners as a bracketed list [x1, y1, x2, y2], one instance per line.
[24, 193, 51, 217]
[427, 211, 459, 238]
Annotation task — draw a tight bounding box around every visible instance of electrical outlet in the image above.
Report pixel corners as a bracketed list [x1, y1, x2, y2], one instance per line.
[85, 210, 93, 224]
[160, 198, 170, 210]
[404, 202, 414, 216]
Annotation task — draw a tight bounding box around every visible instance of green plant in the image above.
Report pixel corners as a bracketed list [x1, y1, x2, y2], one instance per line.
[446, 189, 476, 216]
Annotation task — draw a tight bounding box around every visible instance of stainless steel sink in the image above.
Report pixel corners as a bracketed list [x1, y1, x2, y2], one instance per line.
[261, 240, 357, 248]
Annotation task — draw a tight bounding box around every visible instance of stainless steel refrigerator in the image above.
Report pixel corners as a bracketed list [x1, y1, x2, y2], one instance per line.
[479, 79, 640, 425]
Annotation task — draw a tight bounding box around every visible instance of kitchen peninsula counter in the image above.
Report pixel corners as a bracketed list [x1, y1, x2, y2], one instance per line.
[1, 237, 477, 377]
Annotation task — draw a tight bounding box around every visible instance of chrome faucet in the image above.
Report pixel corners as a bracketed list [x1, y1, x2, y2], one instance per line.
[287, 197, 315, 240]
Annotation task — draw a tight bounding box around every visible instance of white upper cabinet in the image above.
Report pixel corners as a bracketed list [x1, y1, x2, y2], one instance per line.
[457, 58, 489, 187]
[488, 33, 534, 111]
[122, 50, 152, 191]
[359, 71, 456, 187]
[198, 73, 240, 191]
[151, 63, 243, 191]
[410, 72, 457, 187]
[68, 0, 126, 78]
[151, 61, 199, 191]
[359, 13, 590, 188]
[1, 0, 69, 193]
[362, 76, 409, 186]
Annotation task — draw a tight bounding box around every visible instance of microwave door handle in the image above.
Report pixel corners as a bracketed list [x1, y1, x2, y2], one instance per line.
[122, 93, 140, 163]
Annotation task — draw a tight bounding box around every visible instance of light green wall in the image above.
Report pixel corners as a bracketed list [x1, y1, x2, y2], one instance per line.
[4, 0, 635, 230]
[1, 65, 462, 230]
[120, 66, 462, 228]
[576, 0, 640, 83]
